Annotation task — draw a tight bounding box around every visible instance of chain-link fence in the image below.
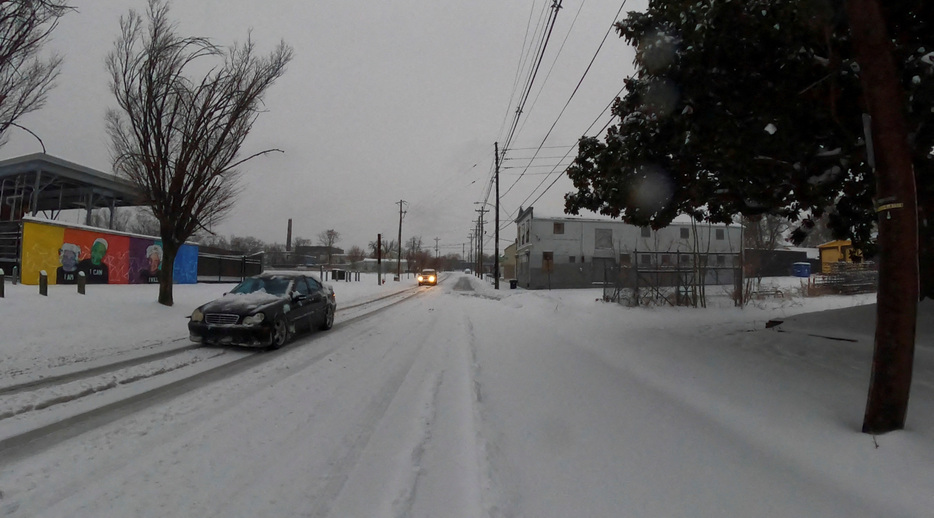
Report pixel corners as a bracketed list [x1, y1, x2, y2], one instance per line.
[599, 251, 742, 307]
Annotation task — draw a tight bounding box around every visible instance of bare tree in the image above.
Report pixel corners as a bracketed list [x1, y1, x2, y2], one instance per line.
[127, 208, 161, 236]
[87, 206, 160, 236]
[228, 235, 265, 254]
[346, 245, 365, 268]
[795, 211, 839, 248]
[317, 229, 341, 266]
[107, 0, 293, 305]
[743, 215, 790, 251]
[0, 0, 70, 147]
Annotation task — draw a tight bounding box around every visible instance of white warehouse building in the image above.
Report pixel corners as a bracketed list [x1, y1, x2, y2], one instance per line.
[514, 206, 743, 290]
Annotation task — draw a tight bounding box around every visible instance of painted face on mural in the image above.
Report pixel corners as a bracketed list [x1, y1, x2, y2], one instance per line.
[148, 252, 161, 272]
[145, 244, 163, 274]
[90, 241, 107, 265]
[60, 250, 77, 271]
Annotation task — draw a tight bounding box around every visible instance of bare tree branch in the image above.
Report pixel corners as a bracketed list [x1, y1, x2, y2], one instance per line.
[107, 0, 293, 305]
[0, 0, 71, 145]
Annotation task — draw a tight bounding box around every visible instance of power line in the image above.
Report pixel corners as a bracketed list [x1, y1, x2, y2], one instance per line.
[502, 155, 572, 161]
[500, 1, 551, 138]
[501, 83, 626, 230]
[506, 144, 577, 151]
[502, 0, 629, 200]
[515, 0, 588, 139]
[500, 0, 564, 156]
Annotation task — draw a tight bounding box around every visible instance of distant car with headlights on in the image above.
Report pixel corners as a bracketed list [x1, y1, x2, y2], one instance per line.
[188, 271, 336, 350]
[417, 268, 438, 286]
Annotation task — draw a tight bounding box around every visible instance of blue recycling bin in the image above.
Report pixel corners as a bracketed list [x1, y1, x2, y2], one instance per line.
[792, 262, 811, 277]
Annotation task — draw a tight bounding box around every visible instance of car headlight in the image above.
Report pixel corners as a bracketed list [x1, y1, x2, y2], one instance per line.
[417, 276, 424, 282]
[243, 313, 265, 326]
[429, 276, 435, 282]
[191, 308, 204, 322]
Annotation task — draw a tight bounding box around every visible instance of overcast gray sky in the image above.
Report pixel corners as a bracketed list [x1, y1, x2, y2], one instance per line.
[4, 0, 647, 255]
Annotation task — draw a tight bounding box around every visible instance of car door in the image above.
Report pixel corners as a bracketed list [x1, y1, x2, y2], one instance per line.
[304, 275, 329, 327]
[289, 277, 315, 331]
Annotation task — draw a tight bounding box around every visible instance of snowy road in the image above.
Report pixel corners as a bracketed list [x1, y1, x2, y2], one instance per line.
[1, 275, 933, 517]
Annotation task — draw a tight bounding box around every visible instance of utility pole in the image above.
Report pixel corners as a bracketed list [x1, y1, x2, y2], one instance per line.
[475, 220, 480, 275]
[468, 231, 474, 268]
[494, 142, 501, 289]
[434, 237, 440, 259]
[396, 200, 406, 281]
[476, 207, 488, 277]
[377, 233, 382, 285]
[846, 0, 919, 434]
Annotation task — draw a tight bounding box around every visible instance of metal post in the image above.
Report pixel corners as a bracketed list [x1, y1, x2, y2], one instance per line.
[77, 271, 86, 295]
[0, 268, 4, 298]
[39, 270, 48, 296]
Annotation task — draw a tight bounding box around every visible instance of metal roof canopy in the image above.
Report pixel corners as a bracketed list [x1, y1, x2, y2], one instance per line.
[0, 153, 143, 225]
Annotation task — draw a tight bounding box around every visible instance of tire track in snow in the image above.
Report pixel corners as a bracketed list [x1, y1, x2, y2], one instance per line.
[464, 316, 520, 518]
[0, 342, 202, 396]
[0, 290, 426, 468]
[306, 308, 438, 518]
[391, 370, 443, 518]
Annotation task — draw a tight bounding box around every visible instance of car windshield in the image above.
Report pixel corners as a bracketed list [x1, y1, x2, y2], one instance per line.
[229, 277, 291, 296]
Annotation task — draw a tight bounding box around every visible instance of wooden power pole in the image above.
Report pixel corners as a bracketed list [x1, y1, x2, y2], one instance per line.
[494, 142, 501, 289]
[846, 0, 920, 434]
[396, 200, 406, 280]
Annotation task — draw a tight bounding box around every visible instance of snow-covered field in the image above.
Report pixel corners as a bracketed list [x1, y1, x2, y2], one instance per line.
[1, 272, 932, 517]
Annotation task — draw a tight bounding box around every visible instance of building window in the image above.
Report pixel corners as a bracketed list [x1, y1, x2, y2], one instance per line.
[542, 252, 554, 271]
[661, 254, 672, 266]
[641, 227, 651, 238]
[619, 254, 631, 266]
[569, 256, 576, 263]
[680, 254, 691, 264]
[595, 228, 613, 249]
[717, 255, 726, 266]
[680, 228, 690, 239]
[716, 228, 725, 240]
[640, 254, 652, 266]
[553, 222, 564, 235]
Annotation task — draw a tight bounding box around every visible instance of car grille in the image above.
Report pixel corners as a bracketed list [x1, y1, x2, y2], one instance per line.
[205, 313, 240, 325]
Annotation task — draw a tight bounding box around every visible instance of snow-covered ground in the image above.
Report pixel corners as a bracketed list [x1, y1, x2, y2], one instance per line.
[1, 272, 932, 517]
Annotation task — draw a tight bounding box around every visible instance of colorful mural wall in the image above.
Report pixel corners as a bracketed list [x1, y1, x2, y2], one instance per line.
[21, 220, 198, 285]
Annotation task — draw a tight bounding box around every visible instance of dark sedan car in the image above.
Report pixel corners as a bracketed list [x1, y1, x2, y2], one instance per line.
[189, 271, 336, 349]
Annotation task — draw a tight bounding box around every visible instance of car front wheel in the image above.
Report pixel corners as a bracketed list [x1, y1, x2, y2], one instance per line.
[269, 316, 290, 350]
